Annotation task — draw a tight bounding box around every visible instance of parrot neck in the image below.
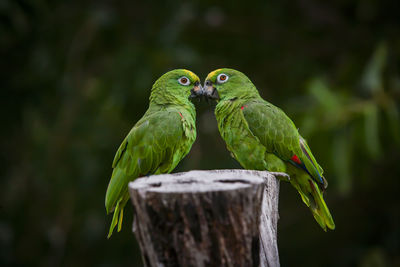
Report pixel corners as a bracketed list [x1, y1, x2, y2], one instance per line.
[215, 97, 245, 116]
[215, 90, 261, 118]
[149, 83, 195, 112]
[149, 95, 196, 119]
[217, 90, 261, 105]
[150, 94, 193, 107]
[218, 85, 261, 102]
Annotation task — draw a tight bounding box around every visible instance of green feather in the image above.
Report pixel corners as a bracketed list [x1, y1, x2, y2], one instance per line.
[105, 69, 199, 238]
[206, 68, 335, 231]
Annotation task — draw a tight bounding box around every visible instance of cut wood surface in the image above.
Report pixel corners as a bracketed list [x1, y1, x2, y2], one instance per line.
[129, 169, 281, 267]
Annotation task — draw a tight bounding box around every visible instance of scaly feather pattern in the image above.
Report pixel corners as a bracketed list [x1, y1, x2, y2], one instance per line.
[105, 69, 199, 238]
[205, 68, 335, 231]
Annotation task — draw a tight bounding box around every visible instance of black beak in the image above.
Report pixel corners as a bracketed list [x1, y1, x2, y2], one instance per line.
[189, 81, 203, 99]
[203, 80, 219, 100]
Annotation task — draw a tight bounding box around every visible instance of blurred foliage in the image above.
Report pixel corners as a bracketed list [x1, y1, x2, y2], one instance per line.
[293, 42, 400, 195]
[1, 0, 399, 266]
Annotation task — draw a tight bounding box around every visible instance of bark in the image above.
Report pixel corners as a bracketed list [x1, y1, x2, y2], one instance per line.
[128, 169, 281, 267]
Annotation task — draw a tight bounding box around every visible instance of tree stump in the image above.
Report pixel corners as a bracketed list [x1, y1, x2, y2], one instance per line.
[128, 169, 281, 267]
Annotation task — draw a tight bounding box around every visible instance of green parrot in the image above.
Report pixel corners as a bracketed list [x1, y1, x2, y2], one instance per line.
[105, 69, 201, 238]
[201, 68, 335, 231]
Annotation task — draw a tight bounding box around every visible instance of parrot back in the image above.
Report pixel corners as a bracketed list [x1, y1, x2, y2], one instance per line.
[105, 105, 196, 237]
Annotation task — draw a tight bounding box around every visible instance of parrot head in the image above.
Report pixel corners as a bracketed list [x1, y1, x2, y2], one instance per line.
[202, 68, 259, 101]
[150, 69, 202, 104]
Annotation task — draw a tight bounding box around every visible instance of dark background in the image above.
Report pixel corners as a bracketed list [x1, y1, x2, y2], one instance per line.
[1, 0, 399, 266]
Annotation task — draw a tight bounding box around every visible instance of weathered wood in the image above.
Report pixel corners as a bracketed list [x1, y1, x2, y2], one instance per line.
[258, 172, 283, 267]
[128, 170, 281, 267]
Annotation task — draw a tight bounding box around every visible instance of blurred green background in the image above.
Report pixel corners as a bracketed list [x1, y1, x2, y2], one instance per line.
[1, 0, 399, 266]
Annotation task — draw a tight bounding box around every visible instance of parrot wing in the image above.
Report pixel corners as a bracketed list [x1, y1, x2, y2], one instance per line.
[105, 108, 193, 237]
[242, 100, 327, 189]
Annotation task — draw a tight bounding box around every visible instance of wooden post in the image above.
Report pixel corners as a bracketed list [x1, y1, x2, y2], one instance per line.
[128, 170, 281, 267]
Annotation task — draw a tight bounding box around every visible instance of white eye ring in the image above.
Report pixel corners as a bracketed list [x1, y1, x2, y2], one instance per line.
[217, 73, 229, 83]
[178, 76, 191, 86]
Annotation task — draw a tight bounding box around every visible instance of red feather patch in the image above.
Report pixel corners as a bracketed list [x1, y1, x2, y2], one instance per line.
[291, 154, 302, 164]
[241, 105, 248, 110]
[178, 112, 184, 119]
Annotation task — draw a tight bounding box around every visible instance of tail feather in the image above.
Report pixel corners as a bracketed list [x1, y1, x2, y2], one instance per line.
[107, 192, 130, 239]
[307, 179, 335, 231]
[289, 168, 335, 231]
[291, 182, 311, 207]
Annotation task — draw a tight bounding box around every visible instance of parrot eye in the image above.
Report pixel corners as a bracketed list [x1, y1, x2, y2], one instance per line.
[178, 76, 191, 86]
[217, 73, 229, 84]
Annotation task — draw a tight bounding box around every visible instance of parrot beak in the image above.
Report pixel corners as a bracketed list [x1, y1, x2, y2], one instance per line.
[203, 80, 220, 100]
[189, 81, 203, 99]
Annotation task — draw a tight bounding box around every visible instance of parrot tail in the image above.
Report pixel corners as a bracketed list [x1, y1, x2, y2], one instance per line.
[306, 179, 335, 231]
[107, 192, 130, 239]
[290, 176, 335, 231]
